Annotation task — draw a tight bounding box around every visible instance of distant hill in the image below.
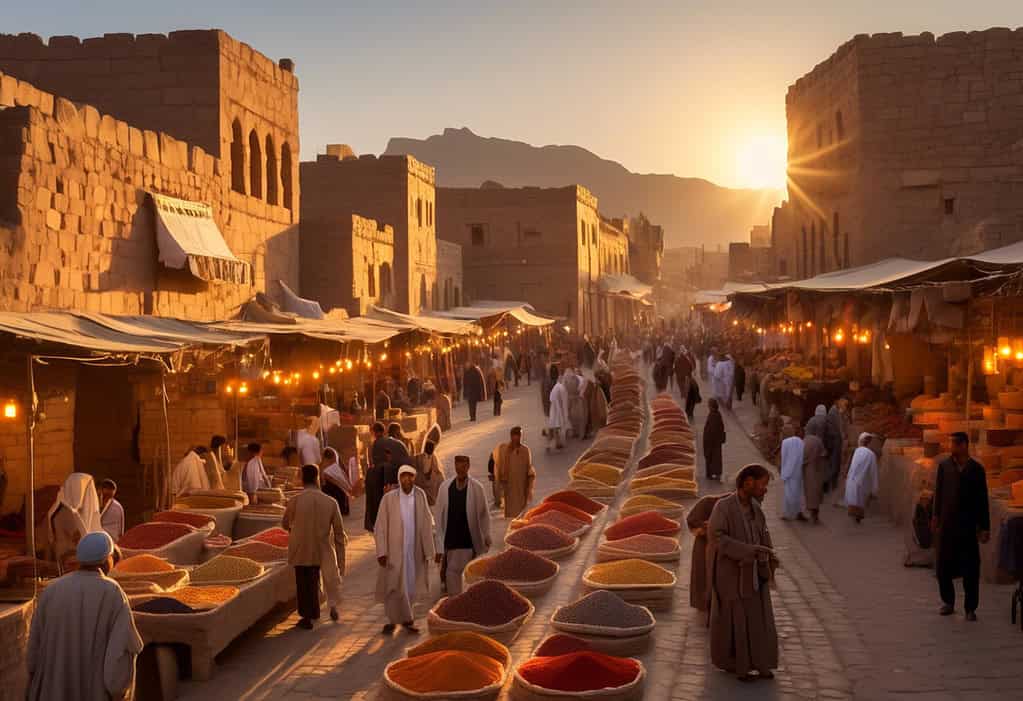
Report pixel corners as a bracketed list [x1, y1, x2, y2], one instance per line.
[384, 128, 783, 249]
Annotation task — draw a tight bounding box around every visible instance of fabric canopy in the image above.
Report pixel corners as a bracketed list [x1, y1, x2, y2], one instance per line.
[0, 311, 264, 356]
[150, 192, 250, 285]
[598, 274, 653, 301]
[278, 281, 326, 319]
[365, 306, 480, 336]
[429, 301, 556, 327]
[214, 318, 403, 345]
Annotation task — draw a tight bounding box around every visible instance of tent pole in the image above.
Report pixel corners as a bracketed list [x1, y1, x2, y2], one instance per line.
[26, 355, 37, 583]
[161, 368, 172, 511]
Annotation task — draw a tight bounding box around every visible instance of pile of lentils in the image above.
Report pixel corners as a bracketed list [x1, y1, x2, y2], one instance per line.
[470, 547, 557, 582]
[506, 524, 574, 552]
[553, 589, 654, 629]
[435, 580, 530, 626]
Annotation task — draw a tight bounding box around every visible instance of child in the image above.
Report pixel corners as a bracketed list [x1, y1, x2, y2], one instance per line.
[493, 379, 505, 416]
[99, 479, 125, 541]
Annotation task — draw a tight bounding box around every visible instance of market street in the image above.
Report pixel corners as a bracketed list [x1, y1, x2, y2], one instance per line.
[173, 376, 869, 701]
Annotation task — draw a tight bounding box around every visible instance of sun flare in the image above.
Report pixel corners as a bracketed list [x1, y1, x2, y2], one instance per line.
[735, 132, 788, 190]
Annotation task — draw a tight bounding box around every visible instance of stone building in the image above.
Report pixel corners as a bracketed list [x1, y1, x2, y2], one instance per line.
[300, 213, 395, 317]
[774, 28, 1023, 278]
[0, 30, 301, 317]
[436, 240, 464, 310]
[597, 216, 635, 331]
[628, 213, 664, 285]
[300, 147, 437, 314]
[437, 185, 601, 335]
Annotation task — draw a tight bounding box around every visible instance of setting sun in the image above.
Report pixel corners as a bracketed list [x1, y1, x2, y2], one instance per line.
[735, 132, 788, 190]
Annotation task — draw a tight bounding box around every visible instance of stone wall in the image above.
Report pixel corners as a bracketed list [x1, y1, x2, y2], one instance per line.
[0, 73, 298, 319]
[436, 240, 463, 310]
[437, 185, 601, 333]
[778, 27, 1023, 274]
[301, 151, 435, 313]
[628, 213, 664, 285]
[300, 213, 395, 317]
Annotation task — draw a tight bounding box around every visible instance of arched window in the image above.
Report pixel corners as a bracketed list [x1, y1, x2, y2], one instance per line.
[416, 198, 423, 227]
[281, 142, 293, 210]
[248, 130, 262, 199]
[230, 120, 246, 194]
[367, 263, 376, 297]
[591, 224, 597, 246]
[580, 220, 585, 246]
[380, 263, 392, 297]
[265, 135, 278, 205]
[835, 111, 845, 141]
[432, 282, 440, 311]
[419, 275, 428, 311]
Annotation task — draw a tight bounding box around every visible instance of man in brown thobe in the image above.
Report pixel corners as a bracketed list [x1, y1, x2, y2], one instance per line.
[494, 426, 536, 518]
[708, 464, 779, 681]
[687, 493, 727, 616]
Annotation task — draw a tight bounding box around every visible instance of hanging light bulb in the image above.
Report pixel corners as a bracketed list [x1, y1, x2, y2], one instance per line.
[225, 384, 234, 394]
[328, 367, 336, 375]
[312, 370, 320, 380]
[345, 360, 354, 371]
[238, 383, 249, 395]
[999, 336, 1011, 357]
[834, 329, 845, 344]
[273, 375, 282, 385]
[3, 399, 18, 419]
[380, 353, 388, 362]
[262, 370, 270, 379]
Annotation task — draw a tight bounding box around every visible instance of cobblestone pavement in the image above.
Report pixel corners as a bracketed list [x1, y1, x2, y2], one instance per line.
[178, 372, 1017, 701]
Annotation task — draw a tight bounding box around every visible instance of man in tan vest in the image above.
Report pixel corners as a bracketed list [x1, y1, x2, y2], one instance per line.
[283, 464, 348, 629]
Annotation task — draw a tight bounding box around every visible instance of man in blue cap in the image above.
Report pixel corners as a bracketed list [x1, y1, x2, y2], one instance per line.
[27, 531, 143, 700]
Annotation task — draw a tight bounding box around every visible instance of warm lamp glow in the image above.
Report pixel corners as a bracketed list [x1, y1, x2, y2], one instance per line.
[238, 384, 249, 395]
[312, 371, 320, 380]
[273, 375, 282, 385]
[380, 353, 388, 362]
[225, 384, 234, 394]
[3, 400, 16, 419]
[345, 360, 354, 371]
[834, 330, 845, 344]
[328, 367, 336, 375]
[732, 320, 739, 326]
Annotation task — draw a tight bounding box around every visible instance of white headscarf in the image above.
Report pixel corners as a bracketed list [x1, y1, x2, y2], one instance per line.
[815, 405, 827, 417]
[46, 472, 102, 545]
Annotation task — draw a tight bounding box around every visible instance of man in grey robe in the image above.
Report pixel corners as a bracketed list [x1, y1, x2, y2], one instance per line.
[28, 531, 143, 700]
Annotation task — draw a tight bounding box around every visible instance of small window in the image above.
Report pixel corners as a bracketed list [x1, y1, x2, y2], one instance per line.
[843, 232, 850, 268]
[281, 142, 293, 210]
[471, 224, 485, 246]
[248, 130, 262, 199]
[416, 198, 423, 227]
[265, 134, 278, 205]
[580, 220, 586, 246]
[367, 263, 376, 297]
[944, 198, 955, 216]
[523, 228, 542, 241]
[835, 111, 845, 141]
[230, 120, 246, 194]
[453, 286, 460, 307]
[591, 224, 597, 246]
[380, 262, 392, 296]
[419, 275, 428, 311]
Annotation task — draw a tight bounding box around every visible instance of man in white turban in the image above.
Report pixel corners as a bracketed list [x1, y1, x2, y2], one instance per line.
[46, 472, 103, 569]
[170, 447, 210, 499]
[28, 531, 143, 701]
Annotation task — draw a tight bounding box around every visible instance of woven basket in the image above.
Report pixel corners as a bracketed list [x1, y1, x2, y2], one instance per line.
[545, 630, 652, 656]
[619, 504, 685, 520]
[626, 486, 697, 502]
[426, 599, 534, 645]
[120, 524, 214, 565]
[503, 536, 580, 561]
[634, 464, 695, 480]
[582, 585, 674, 611]
[463, 565, 560, 598]
[381, 664, 504, 701]
[582, 568, 677, 591]
[511, 663, 645, 701]
[111, 568, 190, 591]
[596, 542, 681, 564]
[117, 580, 165, 596]
[549, 612, 654, 639]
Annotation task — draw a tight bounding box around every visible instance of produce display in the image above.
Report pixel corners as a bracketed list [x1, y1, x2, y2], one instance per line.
[386, 650, 503, 694]
[464, 547, 557, 582]
[113, 554, 174, 574]
[620, 495, 685, 516]
[434, 580, 530, 626]
[251, 528, 289, 547]
[118, 522, 194, 549]
[406, 631, 510, 667]
[153, 511, 216, 529]
[552, 590, 654, 630]
[584, 559, 675, 586]
[505, 524, 575, 552]
[517, 651, 642, 693]
[188, 554, 264, 584]
[604, 512, 681, 541]
[523, 501, 593, 524]
[534, 634, 592, 657]
[223, 541, 289, 563]
[543, 490, 605, 515]
[569, 463, 623, 486]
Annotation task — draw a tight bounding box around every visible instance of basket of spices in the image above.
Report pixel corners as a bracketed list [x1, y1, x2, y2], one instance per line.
[382, 631, 511, 700]
[188, 554, 265, 585]
[132, 584, 240, 613]
[582, 559, 676, 610]
[462, 547, 559, 596]
[568, 463, 623, 487]
[153, 511, 215, 529]
[542, 491, 605, 516]
[550, 590, 655, 655]
[111, 554, 191, 591]
[633, 464, 695, 481]
[505, 525, 579, 560]
[604, 512, 681, 541]
[533, 634, 592, 657]
[565, 478, 616, 502]
[510, 510, 589, 539]
[512, 651, 645, 701]
[428, 580, 534, 645]
[596, 534, 680, 563]
[118, 521, 213, 564]
[626, 478, 698, 501]
[522, 502, 593, 525]
[223, 540, 289, 565]
[618, 496, 685, 521]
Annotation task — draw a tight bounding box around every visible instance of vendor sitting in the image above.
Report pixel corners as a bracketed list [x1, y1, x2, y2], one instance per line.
[45, 473, 103, 572]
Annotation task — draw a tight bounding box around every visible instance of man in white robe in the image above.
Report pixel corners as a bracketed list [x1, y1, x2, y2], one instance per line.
[98, 479, 125, 542]
[779, 427, 805, 521]
[546, 373, 569, 452]
[714, 354, 736, 409]
[845, 433, 880, 523]
[297, 416, 322, 467]
[170, 449, 209, 499]
[28, 531, 143, 701]
[242, 442, 271, 497]
[375, 465, 436, 634]
[46, 472, 103, 568]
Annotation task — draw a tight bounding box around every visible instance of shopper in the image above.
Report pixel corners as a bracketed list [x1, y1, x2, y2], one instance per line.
[433, 455, 491, 594]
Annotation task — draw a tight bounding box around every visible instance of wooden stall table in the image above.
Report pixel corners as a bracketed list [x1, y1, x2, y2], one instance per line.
[132, 563, 296, 681]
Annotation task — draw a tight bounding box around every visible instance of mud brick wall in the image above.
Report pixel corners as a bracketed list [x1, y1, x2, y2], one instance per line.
[778, 28, 1023, 273]
[300, 213, 395, 317]
[301, 153, 436, 314]
[0, 600, 33, 701]
[436, 239, 463, 310]
[0, 73, 299, 318]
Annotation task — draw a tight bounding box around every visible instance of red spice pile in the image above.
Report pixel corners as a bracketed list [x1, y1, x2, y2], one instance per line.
[153, 511, 215, 529]
[524, 501, 593, 524]
[526, 510, 587, 534]
[534, 634, 591, 657]
[118, 522, 193, 549]
[543, 490, 604, 515]
[473, 547, 557, 582]
[518, 651, 640, 692]
[435, 580, 530, 626]
[506, 525, 574, 552]
[251, 527, 289, 548]
[604, 511, 680, 541]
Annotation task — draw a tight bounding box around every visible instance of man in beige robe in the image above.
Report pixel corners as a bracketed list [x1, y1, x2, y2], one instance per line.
[434, 455, 491, 594]
[435, 392, 453, 432]
[494, 426, 536, 518]
[28, 531, 143, 701]
[375, 465, 437, 634]
[708, 464, 779, 681]
[283, 464, 347, 629]
[686, 493, 726, 616]
[46, 472, 103, 570]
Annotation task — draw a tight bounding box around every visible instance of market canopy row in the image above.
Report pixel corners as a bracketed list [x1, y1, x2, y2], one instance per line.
[427, 300, 557, 327]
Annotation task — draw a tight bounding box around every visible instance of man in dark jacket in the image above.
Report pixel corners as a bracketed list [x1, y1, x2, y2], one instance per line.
[365, 422, 412, 531]
[462, 363, 487, 422]
[933, 432, 990, 621]
[703, 398, 726, 481]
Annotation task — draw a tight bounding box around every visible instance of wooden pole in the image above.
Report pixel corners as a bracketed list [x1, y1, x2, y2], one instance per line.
[162, 368, 173, 512]
[26, 355, 37, 580]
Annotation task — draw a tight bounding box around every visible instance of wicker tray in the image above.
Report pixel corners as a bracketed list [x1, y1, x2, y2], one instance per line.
[427, 599, 534, 645]
[111, 568, 191, 591]
[511, 663, 645, 701]
[503, 536, 580, 561]
[549, 611, 655, 639]
[596, 541, 681, 563]
[382, 664, 504, 701]
[463, 567, 560, 598]
[582, 585, 674, 611]
[626, 486, 698, 502]
[545, 629, 652, 656]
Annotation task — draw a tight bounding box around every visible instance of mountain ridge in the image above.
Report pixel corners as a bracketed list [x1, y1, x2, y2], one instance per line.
[384, 127, 783, 249]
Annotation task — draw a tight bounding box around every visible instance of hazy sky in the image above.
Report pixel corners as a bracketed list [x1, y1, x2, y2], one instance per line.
[7, 1, 1020, 189]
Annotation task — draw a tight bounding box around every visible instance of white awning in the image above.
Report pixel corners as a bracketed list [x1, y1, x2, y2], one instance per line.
[150, 192, 250, 284]
[598, 274, 653, 301]
[428, 301, 556, 327]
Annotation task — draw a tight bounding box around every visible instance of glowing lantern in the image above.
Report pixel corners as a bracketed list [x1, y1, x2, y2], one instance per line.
[999, 337, 1011, 358]
[834, 329, 845, 344]
[3, 400, 16, 419]
[328, 367, 336, 375]
[225, 384, 234, 394]
[983, 346, 998, 375]
[345, 360, 354, 371]
[273, 375, 282, 385]
[238, 383, 249, 395]
[380, 353, 388, 362]
[312, 371, 320, 380]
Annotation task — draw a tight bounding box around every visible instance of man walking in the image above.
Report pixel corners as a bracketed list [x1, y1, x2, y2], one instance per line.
[434, 455, 491, 594]
[708, 464, 778, 682]
[933, 432, 990, 621]
[462, 362, 486, 421]
[282, 464, 347, 629]
[366, 422, 411, 531]
[703, 398, 726, 481]
[28, 531, 143, 700]
[375, 465, 437, 634]
[494, 426, 536, 518]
